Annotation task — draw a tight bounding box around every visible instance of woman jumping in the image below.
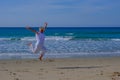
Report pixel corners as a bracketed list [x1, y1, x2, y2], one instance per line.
[26, 22, 48, 61]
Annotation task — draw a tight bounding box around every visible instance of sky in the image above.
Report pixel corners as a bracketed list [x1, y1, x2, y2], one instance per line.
[0, 0, 120, 27]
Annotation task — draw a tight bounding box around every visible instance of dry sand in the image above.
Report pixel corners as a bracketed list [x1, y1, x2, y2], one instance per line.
[0, 57, 120, 80]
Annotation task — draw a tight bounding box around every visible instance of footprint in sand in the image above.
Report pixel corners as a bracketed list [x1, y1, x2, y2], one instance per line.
[49, 59, 55, 62]
[111, 72, 120, 80]
[10, 72, 20, 80]
[10, 72, 17, 76]
[14, 78, 19, 80]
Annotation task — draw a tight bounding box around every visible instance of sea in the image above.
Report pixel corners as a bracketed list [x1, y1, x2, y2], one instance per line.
[0, 27, 120, 59]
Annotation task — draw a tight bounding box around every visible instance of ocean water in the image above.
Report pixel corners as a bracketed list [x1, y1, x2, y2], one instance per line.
[0, 27, 120, 59]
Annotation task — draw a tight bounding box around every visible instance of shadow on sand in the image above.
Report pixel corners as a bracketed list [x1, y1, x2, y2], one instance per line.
[57, 66, 103, 69]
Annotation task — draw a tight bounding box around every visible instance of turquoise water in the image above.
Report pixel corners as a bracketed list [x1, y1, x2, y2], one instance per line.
[0, 27, 120, 59]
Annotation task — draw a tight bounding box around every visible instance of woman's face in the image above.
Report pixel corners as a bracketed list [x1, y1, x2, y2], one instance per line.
[39, 27, 44, 33]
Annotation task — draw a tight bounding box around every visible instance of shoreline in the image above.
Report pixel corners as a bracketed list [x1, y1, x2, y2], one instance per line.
[0, 52, 120, 60]
[0, 56, 120, 80]
[0, 54, 120, 60]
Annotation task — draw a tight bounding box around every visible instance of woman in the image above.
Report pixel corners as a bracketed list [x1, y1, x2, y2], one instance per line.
[26, 22, 48, 61]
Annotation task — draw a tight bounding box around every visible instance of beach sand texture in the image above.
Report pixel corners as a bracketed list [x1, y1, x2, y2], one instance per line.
[0, 57, 120, 80]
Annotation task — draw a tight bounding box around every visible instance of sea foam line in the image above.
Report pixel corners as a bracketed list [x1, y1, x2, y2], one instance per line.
[0, 36, 73, 41]
[1, 37, 120, 41]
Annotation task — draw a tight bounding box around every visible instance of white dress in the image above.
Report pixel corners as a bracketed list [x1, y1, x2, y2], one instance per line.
[30, 32, 46, 53]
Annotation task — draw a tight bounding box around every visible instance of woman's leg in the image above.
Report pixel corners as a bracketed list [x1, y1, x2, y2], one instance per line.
[28, 43, 39, 53]
[39, 47, 46, 61]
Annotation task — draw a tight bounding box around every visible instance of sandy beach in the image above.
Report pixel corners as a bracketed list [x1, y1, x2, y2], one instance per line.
[0, 57, 120, 80]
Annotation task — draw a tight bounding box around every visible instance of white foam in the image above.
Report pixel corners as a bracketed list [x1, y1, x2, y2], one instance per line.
[0, 38, 10, 40]
[45, 36, 72, 41]
[22, 36, 72, 41]
[111, 39, 120, 41]
[21, 37, 35, 41]
[0, 36, 72, 41]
